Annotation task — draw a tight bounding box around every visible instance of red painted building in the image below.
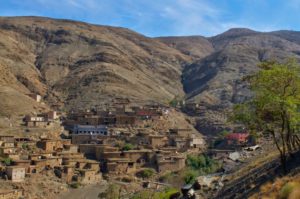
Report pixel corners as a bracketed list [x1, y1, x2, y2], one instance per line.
[226, 133, 249, 145]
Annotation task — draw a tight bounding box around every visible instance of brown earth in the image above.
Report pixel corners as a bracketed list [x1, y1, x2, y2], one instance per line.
[1, 17, 300, 135]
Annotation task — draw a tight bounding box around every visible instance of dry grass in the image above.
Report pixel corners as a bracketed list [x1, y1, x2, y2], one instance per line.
[250, 175, 300, 199]
[226, 149, 280, 182]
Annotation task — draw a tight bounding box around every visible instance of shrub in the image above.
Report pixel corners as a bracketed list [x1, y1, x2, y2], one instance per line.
[184, 170, 197, 184]
[130, 187, 179, 199]
[69, 182, 81, 189]
[3, 158, 12, 166]
[122, 143, 134, 151]
[22, 143, 29, 150]
[138, 168, 155, 179]
[186, 154, 221, 174]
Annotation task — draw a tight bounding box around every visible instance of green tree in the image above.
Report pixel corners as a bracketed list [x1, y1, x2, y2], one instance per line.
[232, 59, 300, 172]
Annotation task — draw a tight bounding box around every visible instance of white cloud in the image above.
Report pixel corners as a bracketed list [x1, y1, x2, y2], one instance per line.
[4, 0, 297, 36]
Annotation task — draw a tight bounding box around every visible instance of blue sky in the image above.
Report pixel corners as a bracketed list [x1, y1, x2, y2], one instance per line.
[0, 0, 300, 37]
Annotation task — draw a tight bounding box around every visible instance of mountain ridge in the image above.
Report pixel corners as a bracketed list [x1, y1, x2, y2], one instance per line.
[1, 16, 300, 134]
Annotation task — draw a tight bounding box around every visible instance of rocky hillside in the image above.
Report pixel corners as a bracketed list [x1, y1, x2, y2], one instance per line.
[168, 28, 300, 133]
[0, 16, 191, 116]
[1, 16, 300, 134]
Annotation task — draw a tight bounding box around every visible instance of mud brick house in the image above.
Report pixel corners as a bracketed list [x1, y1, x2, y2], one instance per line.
[189, 135, 205, 148]
[24, 115, 48, 127]
[102, 151, 122, 160]
[115, 115, 136, 126]
[29, 152, 53, 161]
[5, 166, 26, 182]
[0, 189, 22, 199]
[47, 111, 58, 120]
[12, 160, 31, 173]
[172, 137, 189, 152]
[122, 150, 155, 167]
[78, 169, 101, 184]
[45, 157, 63, 168]
[156, 155, 186, 173]
[36, 139, 67, 152]
[78, 144, 99, 158]
[1, 141, 14, 148]
[29, 93, 41, 102]
[32, 159, 48, 171]
[104, 158, 136, 174]
[0, 147, 18, 157]
[63, 144, 78, 153]
[76, 160, 100, 171]
[72, 134, 94, 144]
[0, 136, 14, 142]
[148, 135, 168, 148]
[14, 137, 36, 148]
[169, 128, 193, 137]
[60, 152, 85, 165]
[62, 165, 75, 183]
[77, 115, 101, 126]
[95, 145, 119, 161]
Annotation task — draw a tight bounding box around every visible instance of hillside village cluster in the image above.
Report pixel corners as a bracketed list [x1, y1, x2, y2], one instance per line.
[0, 95, 199, 197]
[0, 94, 263, 198]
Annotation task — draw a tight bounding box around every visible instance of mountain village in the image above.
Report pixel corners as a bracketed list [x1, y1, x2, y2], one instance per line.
[0, 94, 272, 199]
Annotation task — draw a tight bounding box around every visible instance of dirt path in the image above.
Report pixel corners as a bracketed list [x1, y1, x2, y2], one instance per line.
[56, 182, 108, 199]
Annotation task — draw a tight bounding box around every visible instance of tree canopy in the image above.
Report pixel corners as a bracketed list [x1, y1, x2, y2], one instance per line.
[232, 59, 300, 172]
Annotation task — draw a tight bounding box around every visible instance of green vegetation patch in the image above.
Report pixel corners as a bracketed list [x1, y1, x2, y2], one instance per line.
[131, 187, 180, 199]
[137, 168, 155, 179]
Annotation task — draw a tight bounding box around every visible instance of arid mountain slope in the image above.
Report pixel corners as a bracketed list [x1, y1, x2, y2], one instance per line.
[1, 17, 300, 135]
[156, 36, 214, 60]
[182, 29, 300, 133]
[0, 16, 191, 115]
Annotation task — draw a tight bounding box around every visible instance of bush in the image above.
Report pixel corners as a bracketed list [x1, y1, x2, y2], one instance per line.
[69, 182, 81, 189]
[184, 170, 197, 184]
[22, 143, 29, 150]
[131, 187, 179, 199]
[122, 143, 135, 151]
[138, 168, 155, 179]
[186, 154, 221, 174]
[3, 158, 12, 166]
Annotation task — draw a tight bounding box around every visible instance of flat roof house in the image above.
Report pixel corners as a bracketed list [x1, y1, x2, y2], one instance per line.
[72, 125, 108, 136]
[5, 166, 26, 182]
